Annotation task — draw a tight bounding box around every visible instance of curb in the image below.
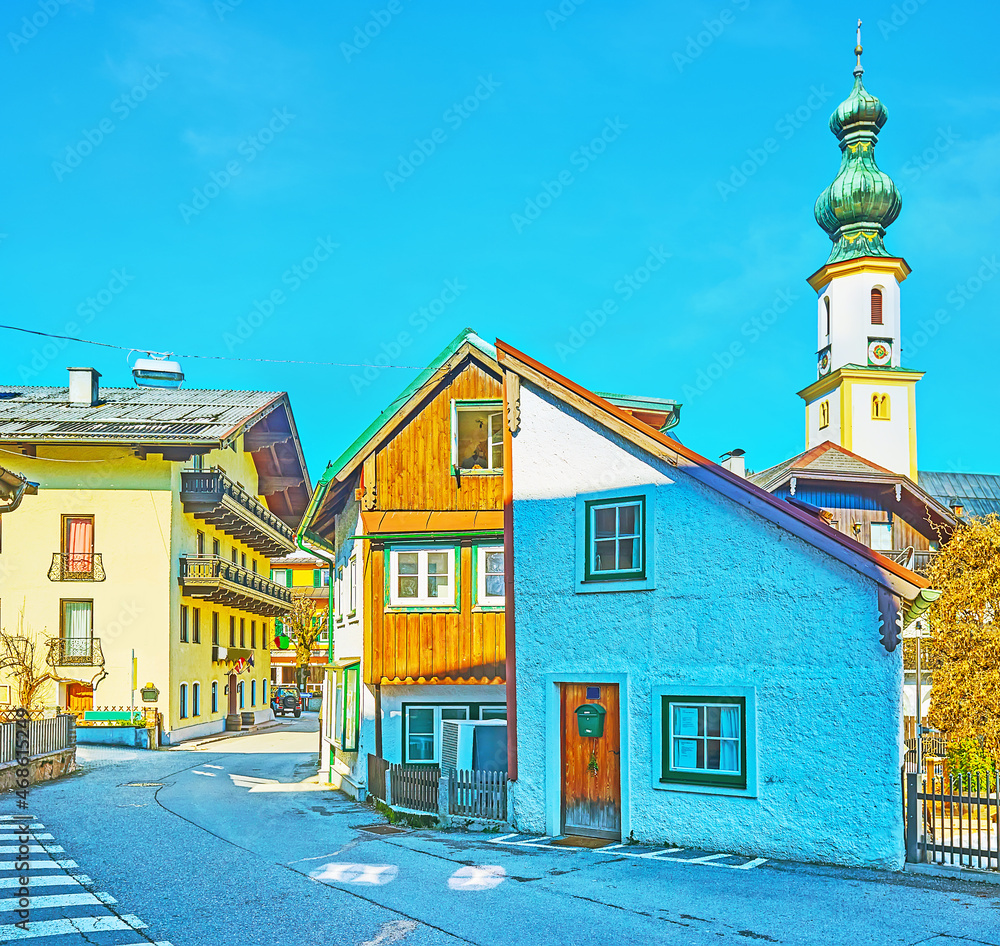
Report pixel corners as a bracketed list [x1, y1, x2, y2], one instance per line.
[905, 862, 1000, 885]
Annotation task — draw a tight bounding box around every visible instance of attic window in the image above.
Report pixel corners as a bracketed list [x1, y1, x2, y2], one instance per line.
[451, 400, 503, 473]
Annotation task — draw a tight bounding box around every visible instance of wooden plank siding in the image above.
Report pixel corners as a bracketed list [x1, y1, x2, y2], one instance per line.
[376, 361, 504, 511]
[363, 355, 506, 687]
[365, 543, 506, 685]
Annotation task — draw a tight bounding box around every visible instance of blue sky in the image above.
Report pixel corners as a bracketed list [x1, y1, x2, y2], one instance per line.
[2, 0, 998, 481]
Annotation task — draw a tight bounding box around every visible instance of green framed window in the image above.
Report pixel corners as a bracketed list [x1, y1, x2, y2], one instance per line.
[584, 495, 646, 582]
[341, 663, 360, 752]
[451, 399, 503, 473]
[660, 695, 746, 789]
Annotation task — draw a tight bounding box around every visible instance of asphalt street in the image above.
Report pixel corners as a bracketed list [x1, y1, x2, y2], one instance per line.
[2, 715, 998, 946]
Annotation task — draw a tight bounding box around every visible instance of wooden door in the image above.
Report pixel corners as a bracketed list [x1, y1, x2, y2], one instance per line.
[66, 683, 93, 712]
[228, 674, 238, 715]
[560, 682, 621, 840]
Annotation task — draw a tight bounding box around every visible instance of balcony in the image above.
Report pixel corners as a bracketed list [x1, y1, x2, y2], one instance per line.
[180, 469, 296, 557]
[48, 553, 106, 582]
[179, 555, 292, 617]
[885, 548, 938, 577]
[46, 636, 105, 668]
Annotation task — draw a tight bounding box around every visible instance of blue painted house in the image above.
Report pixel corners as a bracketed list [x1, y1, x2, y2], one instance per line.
[496, 341, 932, 869]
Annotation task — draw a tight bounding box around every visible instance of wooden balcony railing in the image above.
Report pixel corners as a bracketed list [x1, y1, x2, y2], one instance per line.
[179, 555, 292, 617]
[48, 553, 106, 582]
[180, 469, 296, 557]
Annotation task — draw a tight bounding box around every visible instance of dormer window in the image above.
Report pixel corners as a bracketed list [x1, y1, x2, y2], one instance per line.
[451, 400, 503, 473]
[871, 288, 883, 325]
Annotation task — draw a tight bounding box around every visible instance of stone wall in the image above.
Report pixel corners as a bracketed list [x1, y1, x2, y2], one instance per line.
[0, 748, 76, 792]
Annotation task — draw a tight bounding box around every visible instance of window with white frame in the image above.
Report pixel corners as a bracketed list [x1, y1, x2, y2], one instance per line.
[348, 555, 357, 615]
[179, 683, 188, 719]
[192, 682, 201, 717]
[476, 545, 505, 607]
[451, 400, 503, 473]
[341, 663, 360, 751]
[389, 548, 456, 607]
[404, 705, 469, 763]
[480, 705, 507, 721]
[653, 687, 755, 795]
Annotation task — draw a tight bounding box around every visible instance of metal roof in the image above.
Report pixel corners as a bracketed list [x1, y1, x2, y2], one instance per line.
[918, 470, 1000, 518]
[0, 385, 283, 443]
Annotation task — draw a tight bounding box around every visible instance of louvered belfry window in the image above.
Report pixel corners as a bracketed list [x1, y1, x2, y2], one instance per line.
[871, 288, 883, 325]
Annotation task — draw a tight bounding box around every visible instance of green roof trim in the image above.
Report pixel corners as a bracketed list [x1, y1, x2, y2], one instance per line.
[298, 328, 496, 545]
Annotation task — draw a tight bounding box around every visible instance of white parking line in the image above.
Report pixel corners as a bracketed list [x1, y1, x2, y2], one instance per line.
[488, 834, 767, 869]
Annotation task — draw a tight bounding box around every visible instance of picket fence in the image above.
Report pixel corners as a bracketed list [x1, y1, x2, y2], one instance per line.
[0, 715, 75, 765]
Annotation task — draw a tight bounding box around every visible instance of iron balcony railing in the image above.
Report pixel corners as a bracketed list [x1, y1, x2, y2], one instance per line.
[179, 554, 293, 616]
[46, 636, 105, 667]
[180, 469, 296, 556]
[47, 552, 106, 582]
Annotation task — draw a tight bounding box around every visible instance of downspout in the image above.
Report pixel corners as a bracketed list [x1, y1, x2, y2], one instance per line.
[502, 371, 518, 783]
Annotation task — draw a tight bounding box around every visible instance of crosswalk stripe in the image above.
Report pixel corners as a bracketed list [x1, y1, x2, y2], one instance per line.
[0, 846, 62, 854]
[0, 862, 68, 871]
[0, 913, 147, 939]
[0, 891, 104, 910]
[0, 817, 34, 822]
[0, 834, 53, 841]
[0, 875, 84, 889]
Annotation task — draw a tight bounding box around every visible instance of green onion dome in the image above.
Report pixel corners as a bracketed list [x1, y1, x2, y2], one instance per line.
[814, 42, 901, 264]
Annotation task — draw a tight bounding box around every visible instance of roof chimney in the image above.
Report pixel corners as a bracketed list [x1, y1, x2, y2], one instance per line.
[719, 448, 746, 478]
[68, 367, 101, 407]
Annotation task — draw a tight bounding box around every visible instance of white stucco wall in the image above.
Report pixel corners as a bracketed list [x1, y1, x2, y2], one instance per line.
[816, 270, 901, 371]
[509, 382, 904, 869]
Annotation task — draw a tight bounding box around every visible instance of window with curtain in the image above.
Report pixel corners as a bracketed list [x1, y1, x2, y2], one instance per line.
[63, 516, 94, 574]
[660, 696, 746, 789]
[388, 548, 456, 607]
[60, 601, 93, 659]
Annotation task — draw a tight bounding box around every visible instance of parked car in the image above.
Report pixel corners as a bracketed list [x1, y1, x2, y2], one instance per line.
[271, 687, 303, 718]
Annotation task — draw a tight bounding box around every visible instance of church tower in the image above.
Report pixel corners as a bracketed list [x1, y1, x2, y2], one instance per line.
[798, 26, 922, 481]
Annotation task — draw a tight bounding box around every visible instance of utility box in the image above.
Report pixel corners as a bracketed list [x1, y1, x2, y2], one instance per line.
[575, 703, 606, 738]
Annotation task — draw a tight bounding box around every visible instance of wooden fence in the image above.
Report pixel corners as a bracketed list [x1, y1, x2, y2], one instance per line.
[388, 762, 440, 813]
[368, 753, 389, 802]
[0, 715, 75, 765]
[448, 768, 507, 821]
[906, 772, 1000, 870]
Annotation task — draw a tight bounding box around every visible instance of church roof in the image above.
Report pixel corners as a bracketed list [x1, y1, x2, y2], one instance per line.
[918, 471, 1000, 519]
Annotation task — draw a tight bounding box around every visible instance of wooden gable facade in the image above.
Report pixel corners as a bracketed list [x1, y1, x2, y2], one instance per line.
[363, 353, 506, 687]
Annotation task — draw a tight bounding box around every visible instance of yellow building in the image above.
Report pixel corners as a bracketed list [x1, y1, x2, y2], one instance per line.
[0, 367, 310, 744]
[269, 549, 332, 692]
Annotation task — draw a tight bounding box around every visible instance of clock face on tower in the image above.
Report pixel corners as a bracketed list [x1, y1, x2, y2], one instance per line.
[817, 346, 832, 377]
[867, 338, 892, 367]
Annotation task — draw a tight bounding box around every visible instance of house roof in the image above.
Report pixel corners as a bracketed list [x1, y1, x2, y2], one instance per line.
[749, 441, 957, 539]
[496, 340, 928, 603]
[0, 383, 311, 526]
[301, 328, 501, 549]
[919, 470, 1000, 519]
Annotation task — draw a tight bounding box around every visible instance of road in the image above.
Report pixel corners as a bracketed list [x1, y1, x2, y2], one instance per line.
[2, 715, 998, 945]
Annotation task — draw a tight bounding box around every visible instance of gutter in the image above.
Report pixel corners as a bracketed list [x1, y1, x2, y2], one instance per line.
[0, 473, 39, 513]
[345, 529, 502, 542]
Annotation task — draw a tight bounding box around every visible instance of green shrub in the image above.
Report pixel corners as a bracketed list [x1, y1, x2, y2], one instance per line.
[946, 737, 996, 786]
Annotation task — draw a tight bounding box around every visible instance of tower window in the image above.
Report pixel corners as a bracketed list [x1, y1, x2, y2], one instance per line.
[819, 400, 830, 430]
[871, 288, 883, 325]
[823, 296, 831, 337]
[871, 393, 890, 420]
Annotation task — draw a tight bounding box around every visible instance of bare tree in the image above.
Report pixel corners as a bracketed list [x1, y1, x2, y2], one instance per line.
[0, 604, 56, 709]
[279, 591, 328, 686]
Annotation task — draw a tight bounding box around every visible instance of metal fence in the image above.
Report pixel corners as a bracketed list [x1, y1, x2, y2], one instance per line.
[0, 715, 75, 766]
[906, 772, 1000, 870]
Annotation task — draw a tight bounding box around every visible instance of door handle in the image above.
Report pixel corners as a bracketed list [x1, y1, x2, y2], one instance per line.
[609, 750, 620, 756]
